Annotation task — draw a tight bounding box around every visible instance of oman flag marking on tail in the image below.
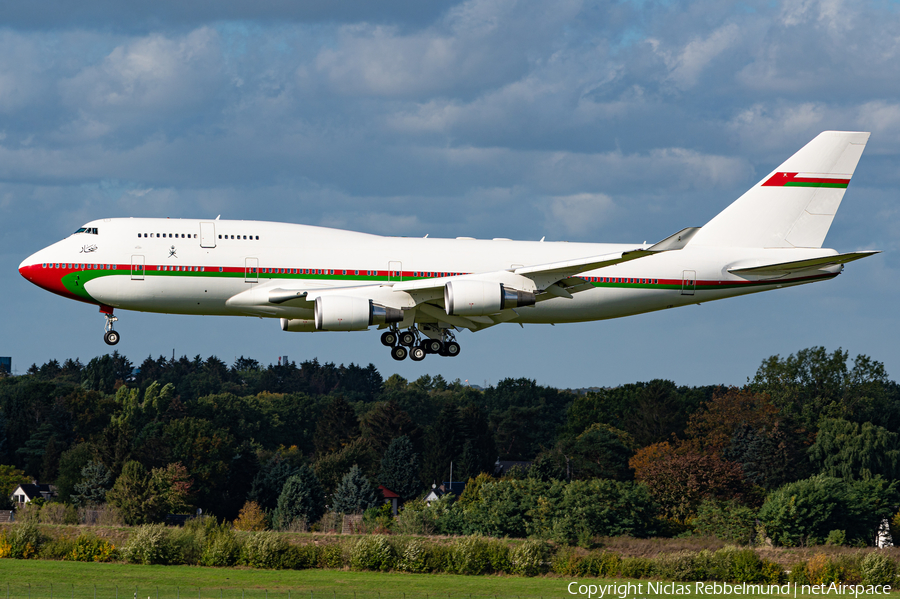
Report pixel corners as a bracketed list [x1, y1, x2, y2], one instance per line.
[762, 172, 850, 188]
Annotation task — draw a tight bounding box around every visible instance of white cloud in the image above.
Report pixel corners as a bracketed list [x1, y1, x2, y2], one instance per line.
[542, 192, 616, 237]
[59, 28, 226, 125]
[654, 23, 742, 90]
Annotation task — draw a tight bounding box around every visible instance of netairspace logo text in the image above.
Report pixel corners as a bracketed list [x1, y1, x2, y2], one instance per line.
[566, 581, 893, 598]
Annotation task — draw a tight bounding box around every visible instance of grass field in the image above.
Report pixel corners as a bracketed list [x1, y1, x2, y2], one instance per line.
[1, 560, 896, 599]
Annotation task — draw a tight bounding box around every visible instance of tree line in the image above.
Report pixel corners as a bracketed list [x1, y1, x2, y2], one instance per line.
[1, 347, 899, 546]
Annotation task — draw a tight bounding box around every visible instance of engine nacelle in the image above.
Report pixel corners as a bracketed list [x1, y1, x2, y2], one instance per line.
[444, 280, 535, 316]
[281, 318, 317, 332]
[314, 296, 403, 331]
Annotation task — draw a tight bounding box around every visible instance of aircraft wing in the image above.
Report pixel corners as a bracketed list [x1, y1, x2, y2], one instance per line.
[226, 227, 699, 330]
[392, 226, 700, 299]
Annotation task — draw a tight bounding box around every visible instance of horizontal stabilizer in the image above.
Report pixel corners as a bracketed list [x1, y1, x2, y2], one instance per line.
[728, 251, 879, 277]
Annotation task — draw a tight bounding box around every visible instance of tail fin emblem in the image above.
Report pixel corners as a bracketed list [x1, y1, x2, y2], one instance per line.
[762, 172, 850, 188]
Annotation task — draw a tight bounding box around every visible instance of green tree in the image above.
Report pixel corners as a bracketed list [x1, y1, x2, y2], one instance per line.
[725, 423, 807, 489]
[248, 455, 300, 511]
[359, 400, 421, 453]
[568, 423, 635, 481]
[331, 464, 377, 514]
[81, 352, 134, 394]
[106, 460, 153, 524]
[377, 435, 422, 500]
[314, 396, 360, 455]
[148, 462, 195, 515]
[272, 465, 325, 529]
[72, 460, 113, 506]
[56, 443, 94, 503]
[758, 474, 899, 546]
[314, 438, 378, 494]
[0, 464, 29, 510]
[808, 418, 900, 481]
[750, 347, 891, 432]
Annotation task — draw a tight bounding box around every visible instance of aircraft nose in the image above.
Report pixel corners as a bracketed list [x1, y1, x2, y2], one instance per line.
[19, 255, 36, 281]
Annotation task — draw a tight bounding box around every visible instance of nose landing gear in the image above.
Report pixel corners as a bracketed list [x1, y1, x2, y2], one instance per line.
[101, 306, 120, 346]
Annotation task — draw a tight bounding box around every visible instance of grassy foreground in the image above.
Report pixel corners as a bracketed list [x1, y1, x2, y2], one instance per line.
[2, 560, 897, 599]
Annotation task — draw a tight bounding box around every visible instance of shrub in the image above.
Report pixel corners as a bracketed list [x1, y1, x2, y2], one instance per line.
[38, 503, 78, 525]
[395, 538, 429, 573]
[426, 544, 452, 573]
[363, 504, 395, 534]
[759, 475, 899, 546]
[693, 500, 758, 545]
[40, 536, 76, 560]
[486, 538, 511, 573]
[234, 501, 268, 531]
[860, 552, 897, 586]
[805, 553, 861, 585]
[168, 526, 202, 565]
[620, 557, 653, 579]
[448, 536, 492, 575]
[240, 531, 288, 569]
[318, 542, 346, 569]
[510, 539, 549, 576]
[122, 524, 181, 565]
[826, 529, 847, 546]
[69, 534, 116, 562]
[282, 544, 317, 570]
[200, 527, 241, 567]
[729, 549, 766, 583]
[788, 561, 810, 584]
[395, 500, 434, 536]
[552, 479, 659, 545]
[654, 552, 699, 582]
[349, 535, 394, 571]
[0, 521, 45, 559]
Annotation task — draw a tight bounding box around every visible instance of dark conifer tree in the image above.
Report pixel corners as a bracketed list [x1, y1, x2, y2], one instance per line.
[314, 396, 360, 455]
[273, 464, 325, 529]
[331, 464, 377, 514]
[378, 435, 421, 499]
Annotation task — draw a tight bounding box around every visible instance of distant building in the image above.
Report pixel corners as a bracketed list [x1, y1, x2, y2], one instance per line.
[424, 481, 467, 505]
[377, 485, 400, 516]
[10, 482, 57, 506]
[0, 357, 10, 376]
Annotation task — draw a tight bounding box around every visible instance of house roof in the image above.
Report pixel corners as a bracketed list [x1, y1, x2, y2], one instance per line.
[12, 483, 55, 500]
[377, 485, 400, 499]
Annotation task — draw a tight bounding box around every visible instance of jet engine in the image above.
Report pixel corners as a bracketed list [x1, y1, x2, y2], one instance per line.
[314, 296, 404, 331]
[281, 318, 317, 332]
[444, 280, 535, 316]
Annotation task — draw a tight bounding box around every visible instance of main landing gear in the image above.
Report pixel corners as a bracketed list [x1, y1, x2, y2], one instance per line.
[101, 306, 120, 346]
[381, 326, 461, 361]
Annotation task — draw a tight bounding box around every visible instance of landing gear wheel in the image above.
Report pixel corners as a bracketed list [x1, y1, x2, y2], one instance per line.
[410, 346, 427, 361]
[104, 330, 120, 346]
[399, 331, 416, 347]
[381, 331, 397, 347]
[390, 346, 408, 361]
[444, 341, 460, 357]
[424, 339, 443, 354]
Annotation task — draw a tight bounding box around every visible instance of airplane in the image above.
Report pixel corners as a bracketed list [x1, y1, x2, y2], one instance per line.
[19, 131, 879, 362]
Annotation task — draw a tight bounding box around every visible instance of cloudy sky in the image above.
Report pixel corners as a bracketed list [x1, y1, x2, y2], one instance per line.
[2, 0, 899, 387]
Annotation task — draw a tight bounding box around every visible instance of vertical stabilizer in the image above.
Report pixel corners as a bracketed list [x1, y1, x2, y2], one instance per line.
[689, 131, 870, 248]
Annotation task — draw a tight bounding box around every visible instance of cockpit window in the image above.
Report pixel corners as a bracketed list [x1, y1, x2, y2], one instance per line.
[75, 227, 99, 235]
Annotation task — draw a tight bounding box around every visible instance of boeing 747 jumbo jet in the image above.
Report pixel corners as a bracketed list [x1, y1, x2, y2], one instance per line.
[19, 131, 879, 361]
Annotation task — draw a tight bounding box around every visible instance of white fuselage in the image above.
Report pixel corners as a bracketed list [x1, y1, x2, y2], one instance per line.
[19, 217, 841, 328]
